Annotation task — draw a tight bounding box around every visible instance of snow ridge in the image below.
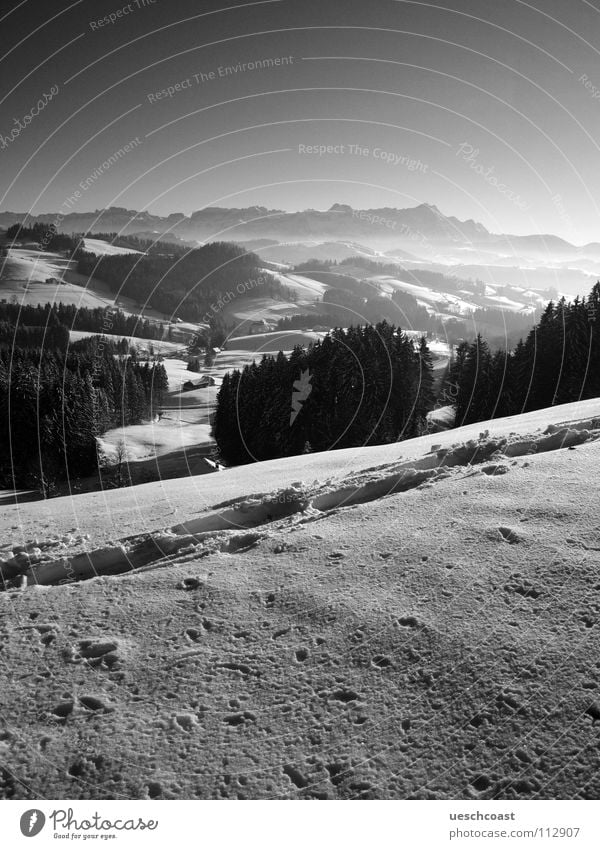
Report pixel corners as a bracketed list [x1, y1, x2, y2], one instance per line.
[2, 421, 599, 590]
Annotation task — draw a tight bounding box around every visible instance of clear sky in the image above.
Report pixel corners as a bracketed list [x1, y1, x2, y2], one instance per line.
[1, 0, 599, 243]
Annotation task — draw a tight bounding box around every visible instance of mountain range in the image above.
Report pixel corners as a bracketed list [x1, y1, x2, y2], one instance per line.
[2, 203, 599, 261]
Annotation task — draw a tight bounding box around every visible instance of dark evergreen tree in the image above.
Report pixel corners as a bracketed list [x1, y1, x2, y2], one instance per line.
[415, 336, 435, 432]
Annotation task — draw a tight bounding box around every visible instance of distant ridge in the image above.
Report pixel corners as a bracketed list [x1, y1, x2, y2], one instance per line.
[1, 203, 598, 257]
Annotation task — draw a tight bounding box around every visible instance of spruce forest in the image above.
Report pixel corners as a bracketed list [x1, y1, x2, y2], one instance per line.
[213, 322, 435, 464]
[446, 283, 600, 425]
[0, 337, 168, 494]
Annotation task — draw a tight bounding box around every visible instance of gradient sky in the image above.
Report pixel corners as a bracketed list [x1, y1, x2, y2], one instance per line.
[1, 0, 599, 242]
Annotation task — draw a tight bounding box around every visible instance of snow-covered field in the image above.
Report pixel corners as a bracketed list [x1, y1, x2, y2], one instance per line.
[99, 415, 214, 465]
[98, 355, 219, 465]
[82, 238, 142, 256]
[370, 274, 540, 316]
[0, 249, 117, 310]
[447, 263, 595, 299]
[69, 330, 185, 357]
[1, 399, 600, 798]
[62, 397, 600, 536]
[271, 271, 330, 300]
[0, 247, 166, 320]
[96, 357, 217, 481]
[224, 329, 326, 352]
[221, 294, 309, 329]
[217, 267, 327, 332]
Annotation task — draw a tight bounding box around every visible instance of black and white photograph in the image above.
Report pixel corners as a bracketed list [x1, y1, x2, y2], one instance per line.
[1, 0, 599, 842]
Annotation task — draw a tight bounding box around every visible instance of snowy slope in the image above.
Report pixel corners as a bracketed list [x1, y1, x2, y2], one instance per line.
[225, 329, 326, 353]
[2, 397, 599, 557]
[0, 248, 165, 319]
[82, 239, 143, 256]
[370, 274, 541, 316]
[69, 331, 185, 356]
[1, 399, 600, 799]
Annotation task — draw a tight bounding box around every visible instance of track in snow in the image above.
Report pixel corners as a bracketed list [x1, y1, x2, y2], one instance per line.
[2, 420, 598, 589]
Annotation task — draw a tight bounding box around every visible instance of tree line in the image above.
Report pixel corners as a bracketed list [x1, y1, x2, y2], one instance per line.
[443, 283, 600, 426]
[0, 321, 70, 352]
[0, 336, 168, 494]
[0, 302, 167, 342]
[76, 241, 295, 323]
[213, 322, 434, 465]
[6, 223, 78, 253]
[83, 232, 191, 255]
